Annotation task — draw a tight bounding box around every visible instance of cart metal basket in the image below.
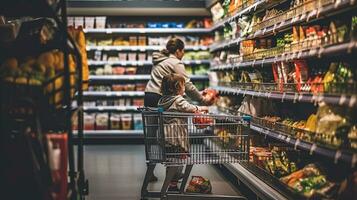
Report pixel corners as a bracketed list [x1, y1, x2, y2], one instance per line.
[139, 107, 250, 200]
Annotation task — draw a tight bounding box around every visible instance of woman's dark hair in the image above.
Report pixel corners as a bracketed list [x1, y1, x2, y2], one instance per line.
[160, 38, 185, 56]
[161, 73, 185, 95]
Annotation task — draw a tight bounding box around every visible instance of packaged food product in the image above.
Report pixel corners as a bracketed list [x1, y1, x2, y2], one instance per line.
[128, 53, 137, 61]
[95, 17, 106, 29]
[138, 53, 146, 61]
[112, 84, 125, 91]
[129, 36, 137, 45]
[133, 99, 144, 106]
[135, 83, 146, 91]
[121, 114, 132, 130]
[110, 114, 121, 130]
[84, 113, 95, 130]
[186, 176, 212, 194]
[96, 113, 109, 130]
[126, 67, 137, 75]
[125, 84, 136, 91]
[112, 66, 126, 75]
[85, 17, 95, 29]
[133, 114, 143, 130]
[138, 36, 147, 46]
[118, 53, 127, 61]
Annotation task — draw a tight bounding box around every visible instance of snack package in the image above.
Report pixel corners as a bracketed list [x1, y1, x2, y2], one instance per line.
[186, 176, 212, 194]
[294, 60, 309, 92]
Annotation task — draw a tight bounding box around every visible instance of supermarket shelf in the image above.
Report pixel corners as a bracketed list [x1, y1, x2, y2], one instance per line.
[250, 124, 357, 166]
[209, 37, 244, 52]
[211, 0, 266, 31]
[209, 0, 356, 53]
[202, 137, 287, 200]
[88, 59, 211, 66]
[249, 0, 356, 40]
[83, 91, 145, 100]
[88, 60, 151, 66]
[83, 28, 211, 34]
[83, 106, 139, 112]
[74, 130, 143, 139]
[210, 41, 357, 70]
[86, 45, 209, 51]
[88, 74, 208, 83]
[213, 85, 357, 107]
[223, 163, 288, 200]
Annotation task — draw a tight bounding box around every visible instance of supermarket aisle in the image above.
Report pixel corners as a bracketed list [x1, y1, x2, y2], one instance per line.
[83, 145, 240, 200]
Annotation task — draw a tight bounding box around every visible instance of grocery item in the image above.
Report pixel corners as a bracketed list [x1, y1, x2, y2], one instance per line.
[84, 114, 95, 130]
[186, 176, 212, 194]
[193, 114, 214, 129]
[110, 114, 121, 130]
[96, 113, 109, 130]
[133, 114, 143, 130]
[121, 114, 132, 130]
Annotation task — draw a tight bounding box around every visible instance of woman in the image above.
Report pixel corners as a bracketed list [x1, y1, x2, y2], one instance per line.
[144, 38, 211, 107]
[143, 38, 213, 186]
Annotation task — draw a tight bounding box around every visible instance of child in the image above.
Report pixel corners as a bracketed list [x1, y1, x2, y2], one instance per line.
[158, 73, 207, 191]
[158, 73, 207, 152]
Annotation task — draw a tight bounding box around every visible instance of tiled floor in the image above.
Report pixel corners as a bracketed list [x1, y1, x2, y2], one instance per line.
[82, 145, 241, 200]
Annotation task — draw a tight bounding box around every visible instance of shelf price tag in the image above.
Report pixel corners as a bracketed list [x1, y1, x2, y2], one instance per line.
[309, 48, 317, 56]
[98, 107, 104, 111]
[309, 143, 317, 155]
[293, 93, 298, 103]
[300, 13, 307, 21]
[339, 94, 347, 106]
[352, 154, 357, 168]
[294, 139, 300, 150]
[273, 24, 277, 34]
[243, 90, 247, 97]
[334, 0, 342, 8]
[286, 137, 291, 143]
[281, 92, 286, 102]
[262, 28, 267, 35]
[261, 58, 266, 67]
[196, 60, 202, 65]
[299, 93, 304, 101]
[106, 92, 113, 97]
[334, 150, 342, 164]
[297, 50, 303, 59]
[349, 95, 356, 107]
[106, 29, 113, 34]
[252, 60, 256, 67]
[318, 47, 324, 58]
[267, 92, 272, 99]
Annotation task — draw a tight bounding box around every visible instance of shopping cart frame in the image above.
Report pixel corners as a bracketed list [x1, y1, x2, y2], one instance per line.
[139, 107, 250, 200]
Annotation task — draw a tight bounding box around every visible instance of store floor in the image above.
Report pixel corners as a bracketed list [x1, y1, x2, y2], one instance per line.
[82, 145, 241, 200]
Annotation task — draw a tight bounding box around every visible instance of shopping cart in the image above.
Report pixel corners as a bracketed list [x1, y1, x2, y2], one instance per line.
[139, 107, 250, 200]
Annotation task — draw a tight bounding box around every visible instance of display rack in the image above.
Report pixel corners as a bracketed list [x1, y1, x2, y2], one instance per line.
[0, 0, 87, 199]
[210, 0, 357, 54]
[209, 0, 357, 199]
[77, 16, 213, 140]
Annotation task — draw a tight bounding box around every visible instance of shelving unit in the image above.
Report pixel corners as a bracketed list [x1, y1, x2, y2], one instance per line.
[0, 0, 88, 199]
[210, 0, 357, 54]
[76, 14, 213, 140]
[213, 85, 357, 107]
[210, 0, 357, 199]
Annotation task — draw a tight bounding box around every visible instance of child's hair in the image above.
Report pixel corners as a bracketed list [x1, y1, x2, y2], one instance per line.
[161, 73, 185, 95]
